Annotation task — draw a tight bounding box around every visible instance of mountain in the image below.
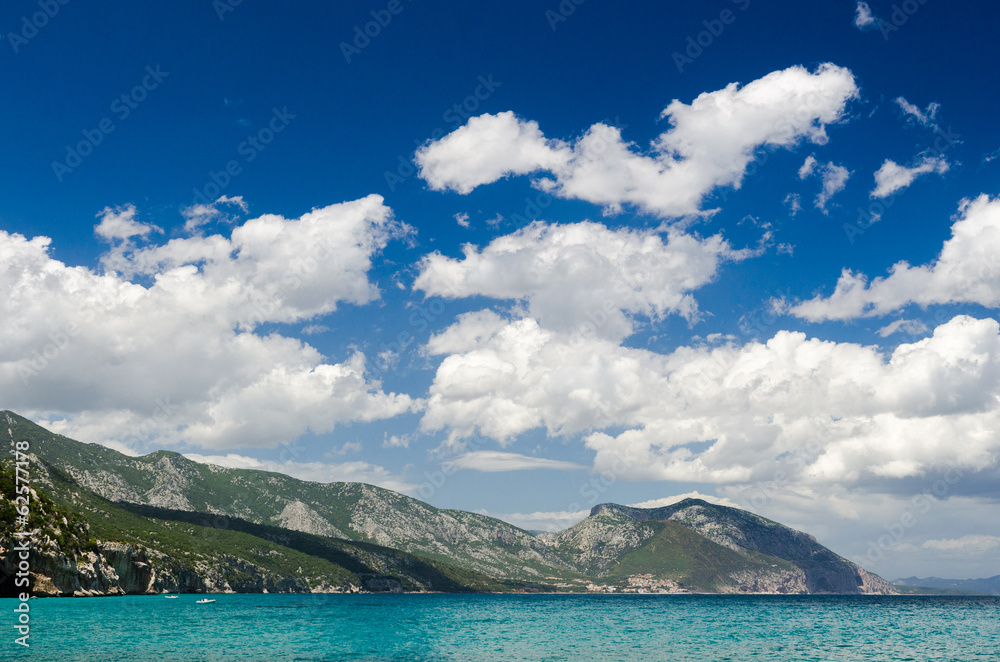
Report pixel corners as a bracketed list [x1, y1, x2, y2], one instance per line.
[2, 412, 569, 581]
[541, 502, 894, 594]
[894, 576, 1000, 595]
[0, 460, 521, 597]
[2, 411, 894, 595]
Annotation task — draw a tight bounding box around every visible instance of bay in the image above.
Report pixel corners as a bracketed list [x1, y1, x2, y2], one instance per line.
[3, 594, 998, 661]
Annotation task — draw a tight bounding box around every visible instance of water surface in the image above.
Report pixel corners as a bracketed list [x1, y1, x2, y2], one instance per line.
[4, 593, 997, 661]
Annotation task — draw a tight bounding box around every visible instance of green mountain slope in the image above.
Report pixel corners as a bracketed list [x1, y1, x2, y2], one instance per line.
[3, 412, 570, 581]
[1, 459, 527, 596]
[565, 501, 895, 593]
[3, 411, 895, 594]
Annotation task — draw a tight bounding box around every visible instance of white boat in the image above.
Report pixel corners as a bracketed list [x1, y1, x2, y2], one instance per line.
[164, 595, 179, 599]
[196, 598, 216, 604]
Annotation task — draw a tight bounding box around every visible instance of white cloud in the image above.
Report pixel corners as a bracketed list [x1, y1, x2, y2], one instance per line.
[877, 319, 929, 338]
[182, 195, 248, 233]
[301, 324, 330, 336]
[103, 194, 411, 323]
[422, 310, 1000, 494]
[854, 2, 876, 29]
[922, 534, 1000, 553]
[798, 155, 817, 179]
[417, 112, 571, 194]
[790, 195, 1000, 321]
[799, 157, 850, 212]
[446, 450, 586, 472]
[784, 193, 802, 216]
[871, 155, 949, 198]
[817, 164, 851, 212]
[415, 220, 751, 340]
[183, 453, 416, 494]
[416, 64, 858, 218]
[382, 433, 412, 449]
[95, 204, 161, 241]
[896, 97, 940, 128]
[453, 212, 470, 228]
[630, 491, 741, 509]
[0, 195, 417, 449]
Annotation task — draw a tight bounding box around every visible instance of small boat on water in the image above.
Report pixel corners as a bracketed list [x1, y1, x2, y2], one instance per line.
[164, 595, 179, 599]
[196, 598, 216, 604]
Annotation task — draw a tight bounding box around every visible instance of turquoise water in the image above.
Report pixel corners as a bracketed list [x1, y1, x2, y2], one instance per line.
[3, 594, 998, 661]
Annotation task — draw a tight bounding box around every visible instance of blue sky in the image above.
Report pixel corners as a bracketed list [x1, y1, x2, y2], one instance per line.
[3, 0, 1000, 578]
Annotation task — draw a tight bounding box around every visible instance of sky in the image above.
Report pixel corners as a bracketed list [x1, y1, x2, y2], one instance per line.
[2, 0, 999, 580]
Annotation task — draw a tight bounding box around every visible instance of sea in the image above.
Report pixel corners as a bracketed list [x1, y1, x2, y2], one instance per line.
[3, 593, 998, 661]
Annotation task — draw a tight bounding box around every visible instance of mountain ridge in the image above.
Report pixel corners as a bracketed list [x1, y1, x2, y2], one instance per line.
[2, 411, 895, 595]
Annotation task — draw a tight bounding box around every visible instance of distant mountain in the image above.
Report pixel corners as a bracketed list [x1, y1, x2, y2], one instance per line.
[2, 411, 894, 595]
[895, 576, 1000, 595]
[541, 502, 894, 594]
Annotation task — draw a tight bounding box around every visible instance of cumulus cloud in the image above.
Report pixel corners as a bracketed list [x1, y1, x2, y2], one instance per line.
[453, 212, 470, 228]
[421, 313, 666, 443]
[422, 310, 1000, 494]
[790, 195, 1000, 321]
[446, 450, 586, 472]
[0, 195, 417, 449]
[415, 220, 753, 340]
[854, 2, 876, 29]
[416, 64, 859, 218]
[416, 112, 571, 195]
[184, 453, 416, 494]
[871, 155, 950, 198]
[95, 204, 162, 241]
